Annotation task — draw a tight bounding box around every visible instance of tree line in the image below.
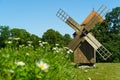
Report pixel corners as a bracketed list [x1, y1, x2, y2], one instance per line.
[0, 26, 72, 48]
[0, 7, 120, 62]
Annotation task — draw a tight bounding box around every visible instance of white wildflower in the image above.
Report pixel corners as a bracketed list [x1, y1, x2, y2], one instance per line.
[39, 43, 43, 46]
[55, 44, 59, 46]
[67, 51, 70, 54]
[26, 53, 29, 56]
[69, 49, 73, 53]
[36, 61, 49, 71]
[27, 41, 32, 44]
[88, 77, 91, 80]
[52, 47, 61, 53]
[42, 42, 48, 45]
[64, 47, 69, 50]
[8, 41, 12, 44]
[15, 61, 25, 66]
[13, 37, 20, 40]
[9, 69, 14, 73]
[67, 49, 73, 54]
[38, 41, 42, 43]
[52, 47, 57, 50]
[28, 44, 32, 47]
[19, 44, 25, 48]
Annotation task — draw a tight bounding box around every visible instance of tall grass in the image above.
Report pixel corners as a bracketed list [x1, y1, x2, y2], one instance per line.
[0, 41, 75, 80]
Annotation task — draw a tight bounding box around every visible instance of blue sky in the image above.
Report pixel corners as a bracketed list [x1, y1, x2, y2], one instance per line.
[0, 0, 120, 37]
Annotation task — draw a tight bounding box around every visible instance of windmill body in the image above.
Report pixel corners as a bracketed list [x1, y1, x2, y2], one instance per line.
[56, 6, 112, 65]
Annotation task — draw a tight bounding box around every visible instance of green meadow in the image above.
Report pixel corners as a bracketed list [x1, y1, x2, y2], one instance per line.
[0, 41, 120, 80]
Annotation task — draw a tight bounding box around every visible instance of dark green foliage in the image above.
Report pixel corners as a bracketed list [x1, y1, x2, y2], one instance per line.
[42, 29, 62, 45]
[0, 26, 10, 48]
[10, 28, 41, 47]
[10, 28, 31, 45]
[29, 34, 41, 48]
[105, 7, 120, 34]
[0, 26, 41, 48]
[42, 29, 72, 46]
[63, 34, 72, 45]
[0, 27, 71, 48]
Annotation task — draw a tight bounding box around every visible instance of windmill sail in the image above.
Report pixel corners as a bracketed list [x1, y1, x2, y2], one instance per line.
[84, 33, 112, 60]
[82, 10, 103, 31]
[66, 17, 83, 32]
[56, 9, 83, 32]
[81, 5, 109, 31]
[56, 9, 84, 51]
[84, 33, 102, 50]
[68, 32, 83, 51]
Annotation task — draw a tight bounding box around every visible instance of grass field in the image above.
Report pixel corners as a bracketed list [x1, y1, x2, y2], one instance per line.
[74, 63, 120, 80]
[0, 41, 120, 80]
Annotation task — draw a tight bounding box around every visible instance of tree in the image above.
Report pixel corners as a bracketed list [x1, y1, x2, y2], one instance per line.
[42, 29, 64, 46]
[29, 34, 41, 48]
[63, 34, 72, 45]
[105, 7, 120, 62]
[105, 7, 120, 33]
[10, 28, 31, 47]
[0, 26, 10, 48]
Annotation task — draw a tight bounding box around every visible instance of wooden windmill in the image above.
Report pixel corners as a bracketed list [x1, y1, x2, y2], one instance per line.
[56, 5, 112, 65]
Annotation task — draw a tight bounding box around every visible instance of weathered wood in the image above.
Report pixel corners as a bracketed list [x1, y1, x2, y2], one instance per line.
[67, 34, 83, 51]
[84, 33, 102, 50]
[74, 40, 96, 64]
[66, 17, 83, 32]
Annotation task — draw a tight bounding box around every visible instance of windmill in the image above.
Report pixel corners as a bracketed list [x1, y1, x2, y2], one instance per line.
[56, 5, 112, 65]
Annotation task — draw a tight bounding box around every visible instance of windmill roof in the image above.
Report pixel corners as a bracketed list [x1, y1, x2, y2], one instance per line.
[81, 10, 103, 25]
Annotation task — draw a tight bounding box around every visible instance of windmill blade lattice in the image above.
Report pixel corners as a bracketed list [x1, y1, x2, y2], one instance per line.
[56, 9, 69, 22]
[97, 46, 112, 60]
